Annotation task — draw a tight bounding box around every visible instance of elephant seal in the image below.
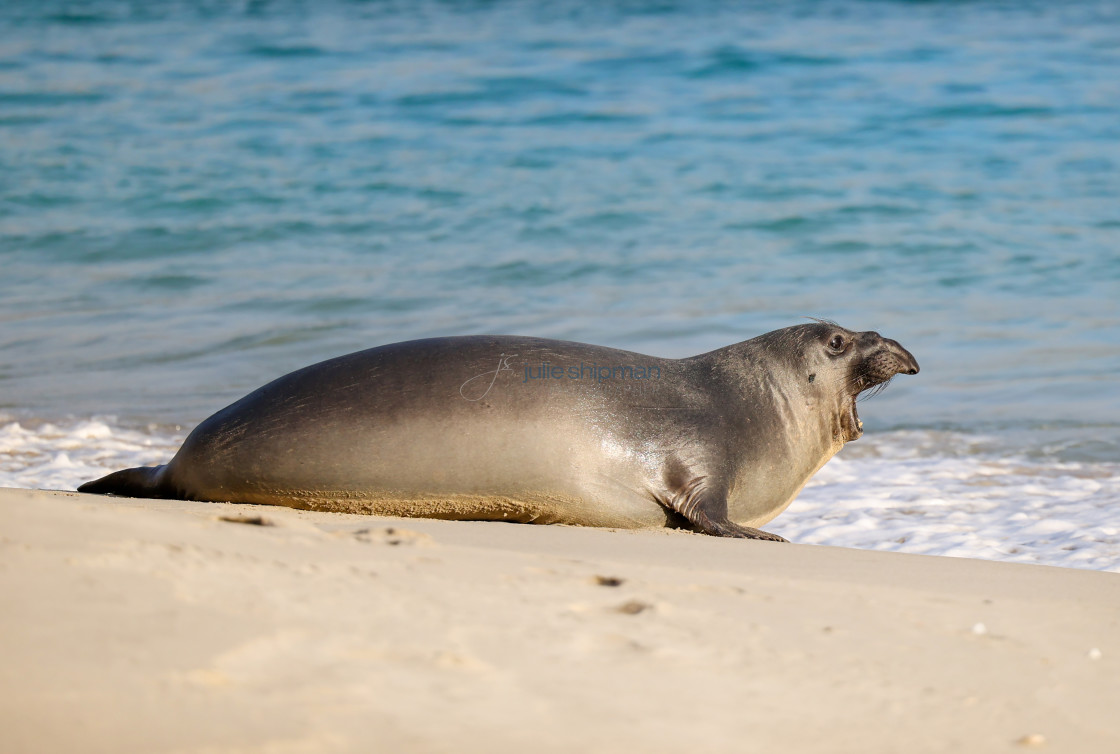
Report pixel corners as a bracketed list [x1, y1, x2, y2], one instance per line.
[78, 323, 918, 540]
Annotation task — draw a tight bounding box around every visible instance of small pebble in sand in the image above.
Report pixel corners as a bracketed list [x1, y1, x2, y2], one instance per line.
[616, 600, 651, 615]
[971, 622, 988, 636]
[594, 575, 625, 587]
[1015, 732, 1046, 747]
[1088, 647, 1102, 660]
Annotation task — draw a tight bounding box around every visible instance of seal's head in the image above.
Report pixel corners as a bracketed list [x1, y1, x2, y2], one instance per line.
[824, 323, 919, 441]
[769, 322, 919, 443]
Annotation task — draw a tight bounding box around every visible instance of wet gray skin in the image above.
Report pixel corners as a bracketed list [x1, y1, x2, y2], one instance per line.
[79, 323, 919, 541]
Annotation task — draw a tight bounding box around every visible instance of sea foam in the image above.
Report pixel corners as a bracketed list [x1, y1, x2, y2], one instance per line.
[783, 431, 1120, 573]
[0, 416, 183, 492]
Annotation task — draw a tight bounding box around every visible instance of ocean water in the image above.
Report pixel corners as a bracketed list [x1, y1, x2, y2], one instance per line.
[1, 0, 1118, 570]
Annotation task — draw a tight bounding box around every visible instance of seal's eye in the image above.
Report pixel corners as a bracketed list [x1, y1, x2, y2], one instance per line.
[828, 335, 845, 351]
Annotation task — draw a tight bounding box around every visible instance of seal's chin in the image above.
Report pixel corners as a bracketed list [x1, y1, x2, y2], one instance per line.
[842, 395, 864, 442]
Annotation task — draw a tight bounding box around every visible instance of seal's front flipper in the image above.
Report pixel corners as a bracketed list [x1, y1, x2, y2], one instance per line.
[697, 515, 790, 542]
[684, 500, 789, 541]
[659, 466, 789, 542]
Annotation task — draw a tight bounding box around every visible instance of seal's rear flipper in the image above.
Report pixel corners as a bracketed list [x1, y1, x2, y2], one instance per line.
[77, 466, 166, 498]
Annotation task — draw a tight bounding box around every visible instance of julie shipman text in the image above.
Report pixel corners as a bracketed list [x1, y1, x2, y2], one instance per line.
[523, 362, 661, 383]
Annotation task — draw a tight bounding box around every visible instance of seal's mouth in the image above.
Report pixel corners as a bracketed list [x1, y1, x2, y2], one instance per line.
[843, 392, 865, 442]
[843, 341, 920, 442]
[842, 375, 888, 441]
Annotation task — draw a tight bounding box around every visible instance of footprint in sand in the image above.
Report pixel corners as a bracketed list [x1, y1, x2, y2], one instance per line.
[218, 515, 275, 527]
[352, 526, 434, 547]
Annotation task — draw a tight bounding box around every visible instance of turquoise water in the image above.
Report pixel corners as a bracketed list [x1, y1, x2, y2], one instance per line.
[1, 1, 1119, 566]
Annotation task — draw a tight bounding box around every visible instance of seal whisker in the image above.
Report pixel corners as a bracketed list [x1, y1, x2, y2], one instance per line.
[858, 377, 893, 401]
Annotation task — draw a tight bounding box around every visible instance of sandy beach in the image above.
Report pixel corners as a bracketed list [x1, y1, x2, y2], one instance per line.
[2, 487, 1118, 753]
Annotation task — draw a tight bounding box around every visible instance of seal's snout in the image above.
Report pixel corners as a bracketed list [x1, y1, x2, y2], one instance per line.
[855, 333, 920, 388]
[886, 338, 919, 376]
